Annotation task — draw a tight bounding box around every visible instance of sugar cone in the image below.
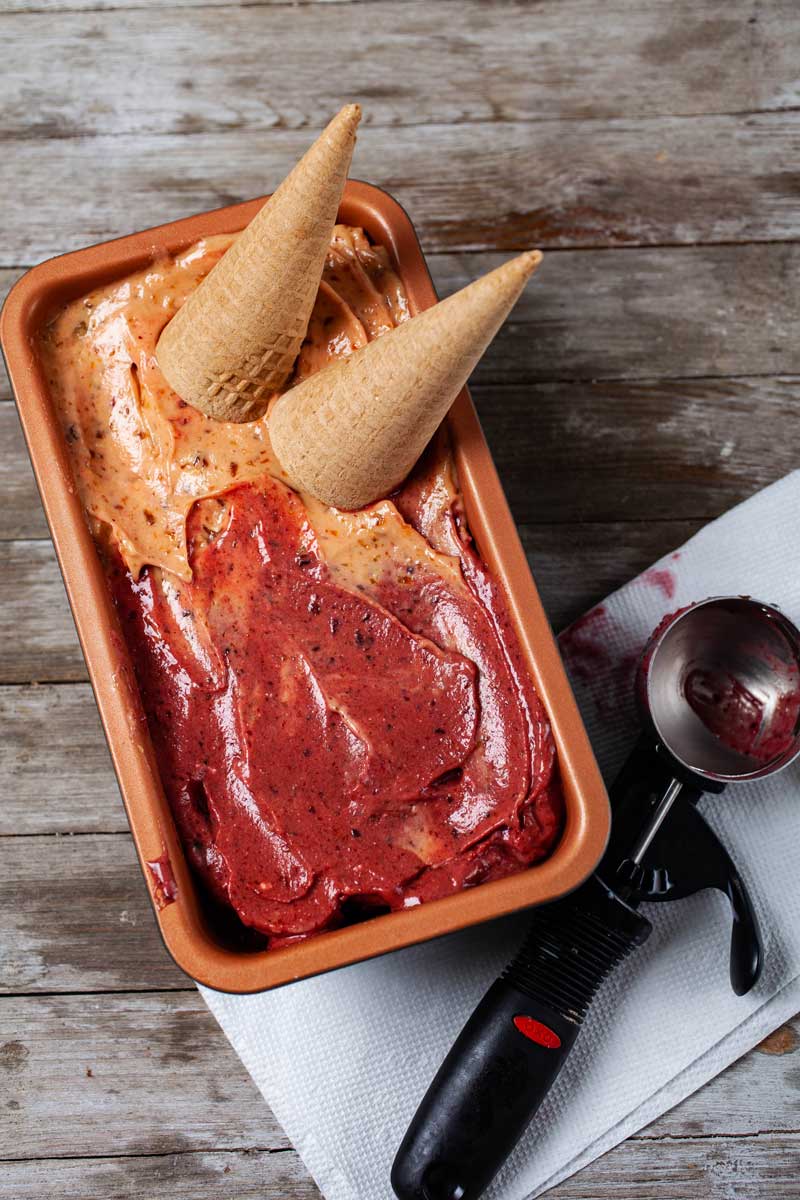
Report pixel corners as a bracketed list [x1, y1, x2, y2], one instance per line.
[156, 104, 361, 422]
[269, 250, 543, 508]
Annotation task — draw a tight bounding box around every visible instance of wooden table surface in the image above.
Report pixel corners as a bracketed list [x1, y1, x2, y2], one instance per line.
[2, 1, 799, 1195]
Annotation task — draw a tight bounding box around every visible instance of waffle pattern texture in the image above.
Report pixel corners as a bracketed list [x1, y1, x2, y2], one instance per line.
[269, 250, 542, 508]
[156, 104, 361, 422]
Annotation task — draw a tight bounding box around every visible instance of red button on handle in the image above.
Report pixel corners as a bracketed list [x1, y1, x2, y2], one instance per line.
[513, 1014, 562, 1049]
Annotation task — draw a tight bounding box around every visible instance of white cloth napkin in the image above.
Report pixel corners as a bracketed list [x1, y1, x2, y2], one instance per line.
[202, 472, 800, 1199]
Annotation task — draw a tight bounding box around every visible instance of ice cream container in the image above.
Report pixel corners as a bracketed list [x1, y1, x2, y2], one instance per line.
[0, 182, 610, 992]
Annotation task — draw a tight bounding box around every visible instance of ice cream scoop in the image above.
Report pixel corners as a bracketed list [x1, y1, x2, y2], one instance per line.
[392, 596, 800, 1200]
[268, 250, 542, 510]
[156, 104, 361, 422]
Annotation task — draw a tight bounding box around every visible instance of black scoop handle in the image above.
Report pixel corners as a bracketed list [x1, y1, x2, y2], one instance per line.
[391, 977, 576, 1200]
[392, 880, 651, 1200]
[391, 978, 578, 1200]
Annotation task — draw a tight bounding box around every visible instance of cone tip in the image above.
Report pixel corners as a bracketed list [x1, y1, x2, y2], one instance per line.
[518, 248, 543, 275]
[335, 102, 362, 130]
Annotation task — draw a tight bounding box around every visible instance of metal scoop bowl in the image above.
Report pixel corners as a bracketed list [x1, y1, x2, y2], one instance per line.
[643, 596, 800, 783]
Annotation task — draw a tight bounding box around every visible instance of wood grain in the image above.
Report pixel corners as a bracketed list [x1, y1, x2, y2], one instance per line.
[522, 520, 704, 631]
[1, 359, 793, 542]
[3, 1135, 800, 1200]
[4, 1, 797, 139]
[475, 375, 800, 525]
[548, 1134, 800, 1199]
[0, 685, 120, 835]
[0, 992, 286, 1157]
[4, 242, 799, 538]
[0, 405, 47, 540]
[0, 1151, 321, 1200]
[0, 542, 84, 683]
[640, 1016, 800, 1138]
[0, 269, 23, 309]
[3, 112, 799, 263]
[437, 244, 800, 383]
[3, 817, 799, 1147]
[0, 833, 186, 992]
[4, 0, 354, 8]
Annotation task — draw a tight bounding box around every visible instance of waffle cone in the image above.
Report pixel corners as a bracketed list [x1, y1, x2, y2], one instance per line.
[156, 104, 361, 422]
[269, 250, 543, 508]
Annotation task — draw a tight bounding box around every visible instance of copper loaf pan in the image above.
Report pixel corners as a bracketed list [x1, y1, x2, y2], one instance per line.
[1, 182, 610, 993]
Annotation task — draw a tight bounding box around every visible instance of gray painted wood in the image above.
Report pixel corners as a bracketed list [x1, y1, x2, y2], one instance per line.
[3, 111, 799, 263]
[0, 992, 287, 1157]
[0, 541, 84, 683]
[4, 0, 354, 8]
[0, 525, 705, 834]
[0, 404, 47, 540]
[0, 685, 122, 835]
[4, 241, 797, 542]
[548, 1133, 800, 1199]
[4, 1, 797, 138]
[0, 833, 186, 992]
[2, 0, 797, 1194]
[4, 1135, 800, 1200]
[0, 1151, 322, 1200]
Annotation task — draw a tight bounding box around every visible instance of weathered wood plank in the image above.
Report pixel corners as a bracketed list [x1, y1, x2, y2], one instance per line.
[475, 374, 800, 526]
[4, 243, 800, 539]
[1, 515, 680, 822]
[1, 357, 792, 680]
[0, 833, 187, 992]
[1, 354, 792, 544]
[0, 685, 122, 835]
[440, 245, 800, 384]
[0, 522, 701, 800]
[3, 0, 354, 8]
[4, 821, 799, 1139]
[0, 505, 773, 686]
[4, 246, 796, 562]
[2, 1129, 798, 1200]
[637, 1016, 800, 1139]
[0, 404, 49, 540]
[2, 3, 795, 1196]
[0, 268, 23, 308]
[1, 369, 794, 682]
[0, 992, 286, 1157]
[4, 1, 796, 141]
[3, 1133, 800, 1200]
[3, 112, 799, 262]
[550, 1132, 800, 1198]
[0, 542, 85, 683]
[0, 1150, 321, 1200]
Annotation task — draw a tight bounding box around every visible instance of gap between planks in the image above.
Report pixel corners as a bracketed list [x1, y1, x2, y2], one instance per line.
[2, 1127, 796, 1164]
[4, 0, 796, 134]
[5, 113, 800, 258]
